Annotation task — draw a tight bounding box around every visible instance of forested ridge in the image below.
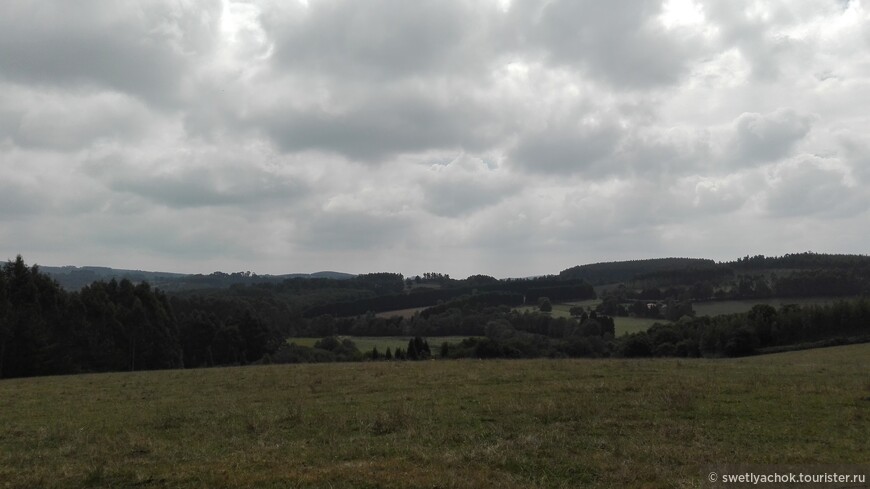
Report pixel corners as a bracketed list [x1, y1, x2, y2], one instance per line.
[40, 265, 354, 292]
[2, 253, 869, 378]
[560, 252, 870, 296]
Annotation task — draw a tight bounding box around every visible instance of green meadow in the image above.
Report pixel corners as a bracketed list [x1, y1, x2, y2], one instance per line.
[1, 344, 867, 488]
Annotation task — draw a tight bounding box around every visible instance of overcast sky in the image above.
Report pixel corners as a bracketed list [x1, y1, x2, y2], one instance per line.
[1, 0, 868, 278]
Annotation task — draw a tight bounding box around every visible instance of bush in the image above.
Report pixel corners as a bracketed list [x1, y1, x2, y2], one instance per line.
[724, 328, 758, 357]
[675, 339, 700, 357]
[474, 338, 503, 358]
[620, 333, 653, 357]
[653, 342, 677, 357]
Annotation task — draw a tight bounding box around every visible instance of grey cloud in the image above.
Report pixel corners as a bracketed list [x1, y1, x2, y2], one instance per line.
[838, 134, 870, 184]
[705, 3, 793, 81]
[728, 109, 814, 165]
[681, 178, 750, 215]
[421, 179, 509, 218]
[262, 0, 493, 80]
[512, 117, 712, 178]
[419, 156, 519, 217]
[199, 0, 713, 164]
[0, 179, 42, 219]
[257, 87, 503, 162]
[296, 209, 416, 252]
[0, 1, 221, 104]
[510, 120, 622, 175]
[0, 89, 154, 150]
[253, 0, 712, 167]
[458, 182, 679, 259]
[764, 158, 866, 218]
[482, 174, 756, 252]
[0, 146, 111, 220]
[704, 1, 855, 82]
[611, 127, 711, 178]
[84, 153, 307, 209]
[80, 210, 256, 261]
[110, 171, 304, 209]
[508, 0, 707, 88]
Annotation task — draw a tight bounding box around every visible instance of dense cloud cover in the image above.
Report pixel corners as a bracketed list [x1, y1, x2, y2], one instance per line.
[1, 0, 868, 277]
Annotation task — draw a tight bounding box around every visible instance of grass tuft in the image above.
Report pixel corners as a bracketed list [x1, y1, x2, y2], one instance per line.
[369, 405, 412, 435]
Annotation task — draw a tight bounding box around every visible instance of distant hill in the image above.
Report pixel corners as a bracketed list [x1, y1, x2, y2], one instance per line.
[559, 257, 720, 285]
[558, 253, 870, 286]
[309, 271, 357, 280]
[727, 252, 870, 270]
[40, 265, 355, 291]
[37, 252, 870, 294]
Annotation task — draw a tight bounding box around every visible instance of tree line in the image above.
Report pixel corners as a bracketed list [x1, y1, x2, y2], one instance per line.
[266, 298, 870, 364]
[0, 256, 281, 378]
[0, 256, 613, 376]
[3, 254, 870, 378]
[1, 257, 183, 378]
[619, 300, 870, 357]
[301, 279, 595, 318]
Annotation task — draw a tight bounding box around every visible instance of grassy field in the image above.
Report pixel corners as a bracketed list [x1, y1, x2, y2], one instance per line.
[516, 297, 859, 337]
[374, 307, 428, 319]
[374, 301, 604, 321]
[513, 301, 597, 319]
[514, 301, 661, 337]
[289, 336, 472, 354]
[693, 296, 850, 317]
[609, 316, 665, 335]
[1, 344, 867, 488]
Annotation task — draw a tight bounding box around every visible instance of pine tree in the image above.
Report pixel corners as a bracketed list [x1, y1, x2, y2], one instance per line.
[384, 347, 393, 360]
[371, 346, 380, 360]
[0, 270, 9, 379]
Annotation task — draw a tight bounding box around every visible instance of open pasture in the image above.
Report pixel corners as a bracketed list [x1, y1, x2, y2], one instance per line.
[1, 344, 867, 488]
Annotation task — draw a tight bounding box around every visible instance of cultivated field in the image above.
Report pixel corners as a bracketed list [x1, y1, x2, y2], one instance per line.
[1, 345, 868, 488]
